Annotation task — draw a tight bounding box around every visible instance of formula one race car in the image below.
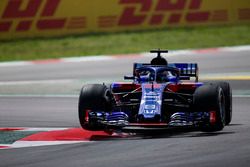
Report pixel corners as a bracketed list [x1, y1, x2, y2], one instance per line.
[78, 50, 232, 132]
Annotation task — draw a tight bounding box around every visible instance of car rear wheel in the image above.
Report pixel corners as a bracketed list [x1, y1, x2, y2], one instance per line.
[194, 84, 226, 132]
[78, 84, 112, 130]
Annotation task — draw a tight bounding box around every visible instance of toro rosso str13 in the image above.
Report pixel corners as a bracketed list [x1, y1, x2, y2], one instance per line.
[78, 50, 232, 132]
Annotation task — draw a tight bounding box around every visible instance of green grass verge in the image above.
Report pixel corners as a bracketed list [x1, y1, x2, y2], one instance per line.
[0, 24, 250, 62]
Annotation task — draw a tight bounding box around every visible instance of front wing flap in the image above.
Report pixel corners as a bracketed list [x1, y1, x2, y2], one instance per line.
[87, 110, 211, 131]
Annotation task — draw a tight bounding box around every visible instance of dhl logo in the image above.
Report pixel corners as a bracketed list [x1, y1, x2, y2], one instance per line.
[0, 0, 86, 32]
[0, 0, 249, 39]
[118, 0, 211, 26]
[97, 0, 230, 28]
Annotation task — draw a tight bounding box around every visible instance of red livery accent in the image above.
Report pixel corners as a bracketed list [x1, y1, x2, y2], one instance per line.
[144, 84, 161, 89]
[179, 82, 198, 90]
[166, 83, 198, 92]
[85, 110, 90, 122]
[210, 111, 216, 124]
[113, 83, 141, 90]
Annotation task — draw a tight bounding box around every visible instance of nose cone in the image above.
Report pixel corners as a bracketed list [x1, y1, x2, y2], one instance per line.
[138, 83, 166, 122]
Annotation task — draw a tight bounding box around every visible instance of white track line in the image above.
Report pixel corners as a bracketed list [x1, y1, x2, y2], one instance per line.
[0, 94, 78, 98]
[0, 79, 74, 86]
[13, 141, 90, 148]
[61, 55, 113, 63]
[18, 127, 70, 131]
[0, 45, 250, 67]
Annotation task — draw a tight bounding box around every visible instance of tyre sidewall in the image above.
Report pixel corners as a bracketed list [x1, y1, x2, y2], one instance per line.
[194, 84, 226, 131]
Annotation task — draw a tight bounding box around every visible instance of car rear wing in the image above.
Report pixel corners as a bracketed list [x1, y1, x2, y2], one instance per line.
[132, 63, 199, 82]
[169, 63, 199, 82]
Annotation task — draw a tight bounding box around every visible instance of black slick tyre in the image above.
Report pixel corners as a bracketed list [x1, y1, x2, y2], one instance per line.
[78, 84, 111, 130]
[194, 85, 226, 132]
[207, 82, 232, 125]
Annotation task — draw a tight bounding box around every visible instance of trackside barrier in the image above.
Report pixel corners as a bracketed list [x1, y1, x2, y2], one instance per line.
[0, 0, 250, 40]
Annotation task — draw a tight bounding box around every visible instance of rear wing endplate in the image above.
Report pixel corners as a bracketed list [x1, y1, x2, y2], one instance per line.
[169, 63, 199, 82]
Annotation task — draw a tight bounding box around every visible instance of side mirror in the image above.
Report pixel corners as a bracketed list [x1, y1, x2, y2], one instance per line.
[124, 75, 135, 80]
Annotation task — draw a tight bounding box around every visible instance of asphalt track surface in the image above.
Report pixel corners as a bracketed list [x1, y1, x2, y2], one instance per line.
[0, 50, 250, 167]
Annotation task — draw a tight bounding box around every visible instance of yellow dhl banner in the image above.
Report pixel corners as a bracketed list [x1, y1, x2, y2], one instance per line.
[0, 0, 250, 39]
